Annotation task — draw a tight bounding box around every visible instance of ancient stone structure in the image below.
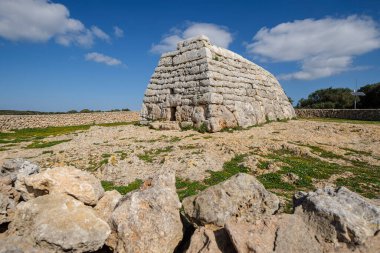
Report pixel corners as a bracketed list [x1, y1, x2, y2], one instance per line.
[141, 35, 295, 132]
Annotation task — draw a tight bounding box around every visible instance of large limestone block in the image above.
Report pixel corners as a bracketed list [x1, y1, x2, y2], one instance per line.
[182, 173, 279, 227]
[111, 172, 183, 253]
[4, 193, 110, 253]
[225, 214, 322, 253]
[23, 166, 104, 205]
[294, 187, 380, 245]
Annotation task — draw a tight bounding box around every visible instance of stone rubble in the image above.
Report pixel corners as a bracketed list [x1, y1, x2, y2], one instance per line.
[1, 158, 379, 253]
[141, 35, 295, 132]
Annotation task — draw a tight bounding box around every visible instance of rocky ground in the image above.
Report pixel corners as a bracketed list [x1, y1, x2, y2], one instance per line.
[0, 158, 379, 252]
[0, 118, 379, 201]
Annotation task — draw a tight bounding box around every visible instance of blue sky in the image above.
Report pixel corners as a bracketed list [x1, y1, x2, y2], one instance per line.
[0, 0, 380, 111]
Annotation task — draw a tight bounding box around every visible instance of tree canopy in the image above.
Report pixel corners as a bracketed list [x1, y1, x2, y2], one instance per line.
[357, 82, 380, 109]
[296, 87, 355, 109]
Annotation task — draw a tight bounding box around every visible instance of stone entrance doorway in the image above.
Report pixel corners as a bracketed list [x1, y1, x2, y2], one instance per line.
[170, 107, 176, 121]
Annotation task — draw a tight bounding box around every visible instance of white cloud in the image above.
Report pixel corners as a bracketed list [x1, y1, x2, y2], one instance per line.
[247, 16, 380, 80]
[85, 52, 122, 66]
[0, 0, 110, 47]
[151, 22, 233, 54]
[91, 26, 110, 42]
[113, 26, 124, 38]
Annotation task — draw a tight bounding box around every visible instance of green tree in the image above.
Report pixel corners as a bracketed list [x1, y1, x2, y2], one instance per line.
[357, 82, 380, 109]
[296, 87, 355, 109]
[80, 109, 92, 113]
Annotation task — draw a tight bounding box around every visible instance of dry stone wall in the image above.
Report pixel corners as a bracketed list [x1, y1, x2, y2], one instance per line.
[141, 35, 295, 132]
[0, 111, 139, 131]
[295, 109, 380, 121]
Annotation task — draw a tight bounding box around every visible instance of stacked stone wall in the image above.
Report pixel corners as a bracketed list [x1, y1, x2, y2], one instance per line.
[0, 111, 139, 131]
[295, 109, 380, 121]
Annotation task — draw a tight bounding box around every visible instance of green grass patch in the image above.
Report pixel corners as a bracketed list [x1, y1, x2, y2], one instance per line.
[204, 154, 250, 186]
[97, 121, 138, 127]
[179, 144, 199, 150]
[42, 150, 54, 155]
[0, 125, 90, 144]
[258, 173, 295, 191]
[256, 149, 380, 199]
[137, 146, 173, 163]
[257, 160, 271, 170]
[176, 178, 208, 201]
[176, 154, 250, 200]
[26, 139, 71, 149]
[101, 179, 143, 195]
[101, 153, 111, 158]
[302, 144, 342, 159]
[115, 150, 128, 160]
[168, 136, 181, 143]
[341, 147, 372, 156]
[180, 122, 208, 133]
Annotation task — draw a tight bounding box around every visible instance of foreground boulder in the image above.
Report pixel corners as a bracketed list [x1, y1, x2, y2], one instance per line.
[0, 158, 39, 225]
[1, 158, 39, 182]
[182, 173, 279, 226]
[295, 187, 380, 245]
[225, 214, 322, 253]
[22, 166, 104, 205]
[111, 172, 183, 253]
[2, 193, 110, 253]
[0, 182, 20, 225]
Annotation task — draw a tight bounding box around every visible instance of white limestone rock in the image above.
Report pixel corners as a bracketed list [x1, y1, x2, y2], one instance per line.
[182, 173, 280, 227]
[2, 193, 110, 253]
[294, 187, 380, 245]
[111, 172, 183, 253]
[22, 166, 104, 205]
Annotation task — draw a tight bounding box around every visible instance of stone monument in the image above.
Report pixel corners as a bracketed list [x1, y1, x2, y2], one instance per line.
[141, 35, 295, 132]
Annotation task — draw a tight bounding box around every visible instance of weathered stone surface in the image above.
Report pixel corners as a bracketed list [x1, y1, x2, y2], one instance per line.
[111, 172, 183, 253]
[0, 235, 42, 253]
[4, 193, 110, 253]
[294, 187, 380, 245]
[1, 158, 39, 182]
[141, 36, 295, 132]
[186, 227, 235, 253]
[94, 190, 122, 224]
[0, 159, 38, 224]
[0, 185, 20, 225]
[225, 214, 322, 253]
[23, 166, 104, 205]
[182, 173, 279, 227]
[149, 121, 181, 130]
